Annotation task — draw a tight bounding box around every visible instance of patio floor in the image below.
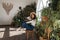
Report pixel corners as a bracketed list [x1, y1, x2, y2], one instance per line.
[0, 26, 37, 40]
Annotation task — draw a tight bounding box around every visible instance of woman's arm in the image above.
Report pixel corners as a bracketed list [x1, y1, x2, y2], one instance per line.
[26, 21, 32, 23]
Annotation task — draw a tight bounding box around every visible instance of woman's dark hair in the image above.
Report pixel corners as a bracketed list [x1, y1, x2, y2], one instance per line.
[33, 14, 36, 19]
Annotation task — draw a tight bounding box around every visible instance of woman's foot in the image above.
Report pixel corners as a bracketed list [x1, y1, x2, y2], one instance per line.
[16, 27, 26, 31]
[16, 27, 21, 31]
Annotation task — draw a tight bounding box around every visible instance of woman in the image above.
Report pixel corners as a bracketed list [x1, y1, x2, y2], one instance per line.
[21, 12, 36, 30]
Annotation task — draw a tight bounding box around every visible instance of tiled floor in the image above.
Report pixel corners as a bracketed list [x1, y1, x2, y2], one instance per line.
[0, 26, 37, 40]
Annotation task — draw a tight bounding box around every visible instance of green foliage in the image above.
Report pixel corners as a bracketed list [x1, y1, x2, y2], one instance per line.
[13, 16, 21, 26]
[40, 0, 60, 39]
[50, 28, 60, 40]
[41, 7, 60, 22]
[49, 0, 59, 11]
[22, 2, 36, 17]
[41, 7, 50, 17]
[36, 0, 60, 38]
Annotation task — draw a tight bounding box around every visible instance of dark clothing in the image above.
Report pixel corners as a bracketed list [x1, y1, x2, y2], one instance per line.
[21, 21, 34, 30]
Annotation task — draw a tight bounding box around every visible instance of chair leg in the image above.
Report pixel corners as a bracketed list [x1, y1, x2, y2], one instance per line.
[32, 31, 34, 40]
[26, 31, 29, 40]
[26, 30, 34, 40]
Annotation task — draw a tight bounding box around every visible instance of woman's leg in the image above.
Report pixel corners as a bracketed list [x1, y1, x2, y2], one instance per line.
[22, 22, 34, 30]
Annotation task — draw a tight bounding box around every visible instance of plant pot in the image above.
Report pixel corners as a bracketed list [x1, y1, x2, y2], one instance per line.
[42, 16, 48, 22]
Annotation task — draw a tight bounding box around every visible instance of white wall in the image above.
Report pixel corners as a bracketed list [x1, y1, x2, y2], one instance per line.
[0, 0, 37, 25]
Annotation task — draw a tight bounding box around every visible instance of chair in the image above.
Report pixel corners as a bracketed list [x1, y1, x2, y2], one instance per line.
[26, 30, 34, 40]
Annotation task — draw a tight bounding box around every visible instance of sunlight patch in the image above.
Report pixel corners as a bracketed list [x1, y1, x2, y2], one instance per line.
[0, 32, 4, 38]
[0, 28, 5, 31]
[9, 28, 17, 31]
[9, 31, 26, 37]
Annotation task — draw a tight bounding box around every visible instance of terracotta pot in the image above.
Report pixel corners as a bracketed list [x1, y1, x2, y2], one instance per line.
[42, 16, 48, 22]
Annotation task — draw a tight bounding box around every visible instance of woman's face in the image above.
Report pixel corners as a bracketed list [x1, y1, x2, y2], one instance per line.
[30, 12, 35, 19]
[31, 14, 35, 19]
